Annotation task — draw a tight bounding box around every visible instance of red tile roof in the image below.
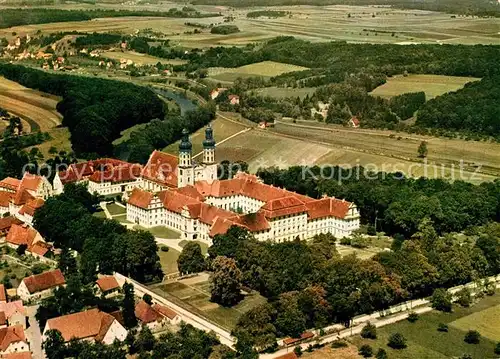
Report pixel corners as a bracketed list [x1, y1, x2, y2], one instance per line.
[0, 192, 14, 207]
[21, 269, 65, 294]
[45, 309, 117, 342]
[0, 325, 26, 351]
[142, 150, 178, 187]
[135, 300, 162, 324]
[0, 178, 20, 192]
[305, 197, 351, 220]
[0, 285, 5, 302]
[58, 158, 135, 184]
[0, 217, 22, 233]
[88, 164, 142, 184]
[127, 188, 154, 209]
[152, 304, 179, 320]
[0, 301, 26, 319]
[1, 352, 32, 359]
[12, 189, 35, 206]
[18, 198, 44, 217]
[6, 224, 50, 256]
[0, 312, 6, 326]
[19, 173, 42, 192]
[259, 196, 308, 219]
[96, 276, 120, 292]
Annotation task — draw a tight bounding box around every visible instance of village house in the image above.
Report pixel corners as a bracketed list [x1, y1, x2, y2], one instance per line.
[0, 352, 32, 359]
[135, 300, 180, 330]
[17, 269, 65, 302]
[210, 88, 227, 100]
[127, 126, 360, 245]
[349, 116, 360, 128]
[95, 276, 121, 298]
[228, 94, 240, 105]
[42, 308, 127, 345]
[310, 101, 330, 120]
[0, 302, 26, 329]
[5, 224, 52, 261]
[0, 325, 28, 355]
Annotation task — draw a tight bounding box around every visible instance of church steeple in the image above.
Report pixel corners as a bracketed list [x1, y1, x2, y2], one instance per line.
[203, 124, 215, 165]
[179, 128, 192, 153]
[178, 128, 194, 187]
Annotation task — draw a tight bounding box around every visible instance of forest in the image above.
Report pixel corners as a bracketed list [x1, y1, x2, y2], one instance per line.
[0, 7, 216, 29]
[210, 25, 240, 35]
[192, 37, 500, 137]
[189, 0, 500, 17]
[256, 166, 500, 238]
[0, 64, 165, 157]
[211, 222, 500, 350]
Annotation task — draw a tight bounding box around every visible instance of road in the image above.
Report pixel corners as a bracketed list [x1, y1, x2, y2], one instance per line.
[26, 304, 43, 359]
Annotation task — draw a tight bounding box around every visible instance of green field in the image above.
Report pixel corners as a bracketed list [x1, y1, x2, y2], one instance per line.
[106, 203, 126, 216]
[369, 74, 480, 100]
[151, 276, 267, 330]
[450, 304, 500, 342]
[250, 86, 316, 99]
[351, 294, 500, 359]
[157, 248, 180, 275]
[208, 61, 309, 82]
[134, 225, 181, 239]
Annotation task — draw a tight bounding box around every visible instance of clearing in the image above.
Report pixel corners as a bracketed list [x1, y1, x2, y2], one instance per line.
[208, 61, 309, 82]
[369, 74, 480, 100]
[350, 294, 500, 359]
[249, 86, 316, 99]
[0, 76, 62, 132]
[150, 273, 267, 330]
[450, 304, 500, 341]
[101, 51, 187, 66]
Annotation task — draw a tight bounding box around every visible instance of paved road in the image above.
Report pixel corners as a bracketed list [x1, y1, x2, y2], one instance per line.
[26, 305, 43, 359]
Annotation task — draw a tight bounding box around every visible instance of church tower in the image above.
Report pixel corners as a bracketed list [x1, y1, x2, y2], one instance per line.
[202, 124, 217, 182]
[178, 128, 194, 187]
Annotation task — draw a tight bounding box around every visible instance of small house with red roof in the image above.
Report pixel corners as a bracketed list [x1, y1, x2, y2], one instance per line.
[0, 301, 26, 329]
[0, 325, 28, 355]
[135, 300, 180, 330]
[228, 94, 240, 105]
[95, 275, 120, 298]
[210, 88, 227, 100]
[349, 116, 360, 128]
[17, 269, 65, 301]
[5, 224, 52, 261]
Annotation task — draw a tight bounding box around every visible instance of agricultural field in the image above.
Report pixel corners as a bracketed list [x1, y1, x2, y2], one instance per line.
[0, 76, 62, 133]
[369, 74, 480, 100]
[303, 345, 362, 359]
[271, 120, 500, 183]
[350, 294, 500, 358]
[249, 86, 316, 99]
[207, 61, 309, 82]
[101, 51, 188, 66]
[150, 273, 267, 330]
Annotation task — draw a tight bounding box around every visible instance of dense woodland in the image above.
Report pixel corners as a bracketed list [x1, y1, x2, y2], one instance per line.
[189, 0, 500, 17]
[0, 64, 165, 157]
[257, 166, 500, 238]
[190, 37, 500, 138]
[0, 7, 216, 29]
[210, 222, 500, 350]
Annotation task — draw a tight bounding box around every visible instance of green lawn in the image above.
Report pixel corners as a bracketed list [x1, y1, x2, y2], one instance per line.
[351, 294, 500, 358]
[134, 225, 181, 239]
[113, 214, 132, 224]
[157, 248, 180, 275]
[107, 203, 126, 216]
[450, 304, 500, 341]
[179, 240, 209, 255]
[93, 210, 107, 219]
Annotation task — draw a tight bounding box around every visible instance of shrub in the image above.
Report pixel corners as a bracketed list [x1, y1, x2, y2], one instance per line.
[464, 330, 480, 344]
[495, 342, 500, 355]
[407, 312, 419, 323]
[431, 288, 452, 312]
[387, 333, 407, 349]
[437, 323, 449, 332]
[294, 346, 302, 356]
[366, 225, 376, 236]
[331, 341, 348, 348]
[340, 237, 351, 245]
[142, 293, 153, 305]
[375, 348, 388, 359]
[361, 322, 377, 339]
[306, 344, 313, 352]
[160, 246, 169, 252]
[359, 344, 373, 358]
[456, 288, 472, 307]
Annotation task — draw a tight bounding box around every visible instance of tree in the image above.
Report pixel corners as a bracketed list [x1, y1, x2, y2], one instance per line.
[294, 346, 302, 357]
[494, 342, 500, 355]
[456, 288, 472, 307]
[407, 312, 419, 323]
[122, 282, 137, 329]
[437, 323, 449, 332]
[417, 141, 428, 158]
[431, 288, 452, 312]
[210, 256, 242, 307]
[361, 322, 377, 339]
[58, 246, 77, 276]
[387, 333, 407, 349]
[142, 293, 152, 305]
[375, 348, 388, 359]
[177, 242, 206, 275]
[464, 330, 480, 344]
[275, 292, 306, 338]
[136, 325, 156, 352]
[43, 329, 66, 359]
[359, 344, 373, 358]
[16, 244, 27, 256]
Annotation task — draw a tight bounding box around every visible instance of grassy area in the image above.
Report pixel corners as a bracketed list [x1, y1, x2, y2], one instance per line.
[208, 61, 309, 82]
[93, 210, 107, 219]
[179, 240, 209, 255]
[106, 203, 126, 216]
[101, 51, 187, 66]
[157, 248, 180, 275]
[350, 294, 500, 359]
[134, 225, 181, 239]
[112, 214, 132, 224]
[152, 277, 267, 330]
[250, 86, 316, 99]
[369, 74, 480, 100]
[450, 304, 500, 341]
